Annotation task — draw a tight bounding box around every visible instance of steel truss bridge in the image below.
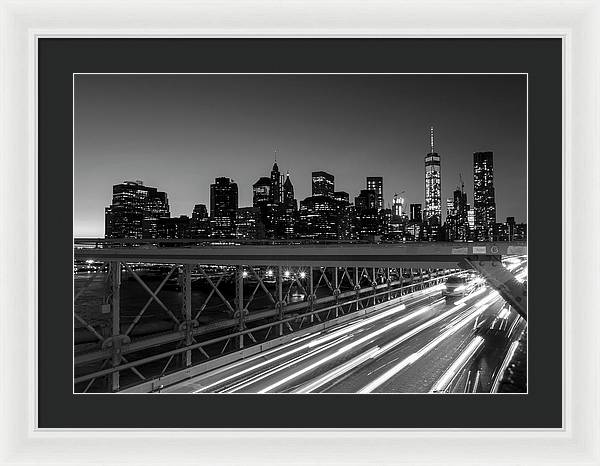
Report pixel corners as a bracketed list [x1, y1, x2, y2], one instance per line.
[73, 239, 527, 393]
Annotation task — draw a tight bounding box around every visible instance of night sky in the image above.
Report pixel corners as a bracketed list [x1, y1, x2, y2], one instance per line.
[74, 74, 526, 237]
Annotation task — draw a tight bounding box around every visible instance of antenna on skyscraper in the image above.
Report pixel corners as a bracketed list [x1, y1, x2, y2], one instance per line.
[430, 126, 435, 153]
[274, 147, 278, 163]
[459, 173, 464, 193]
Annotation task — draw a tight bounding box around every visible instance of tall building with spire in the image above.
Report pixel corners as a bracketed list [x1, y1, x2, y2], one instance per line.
[251, 150, 291, 238]
[424, 126, 442, 235]
[282, 172, 298, 237]
[270, 150, 283, 205]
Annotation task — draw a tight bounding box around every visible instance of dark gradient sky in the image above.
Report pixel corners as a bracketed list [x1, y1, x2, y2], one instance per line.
[74, 74, 526, 237]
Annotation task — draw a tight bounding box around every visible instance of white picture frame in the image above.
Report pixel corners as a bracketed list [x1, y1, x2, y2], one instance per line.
[1, 0, 598, 464]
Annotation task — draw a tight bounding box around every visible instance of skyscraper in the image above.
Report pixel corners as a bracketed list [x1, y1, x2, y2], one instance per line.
[392, 193, 404, 218]
[424, 126, 442, 225]
[445, 186, 469, 241]
[270, 161, 282, 205]
[298, 196, 338, 240]
[473, 151, 497, 241]
[190, 203, 210, 238]
[467, 206, 475, 231]
[104, 180, 170, 239]
[209, 177, 238, 237]
[252, 177, 271, 206]
[282, 172, 298, 237]
[156, 215, 190, 239]
[410, 203, 423, 222]
[312, 171, 335, 197]
[355, 190, 377, 211]
[446, 198, 455, 219]
[236, 207, 265, 240]
[333, 191, 351, 239]
[333, 191, 350, 204]
[366, 177, 384, 211]
[354, 190, 379, 238]
[283, 172, 296, 208]
[266, 161, 285, 237]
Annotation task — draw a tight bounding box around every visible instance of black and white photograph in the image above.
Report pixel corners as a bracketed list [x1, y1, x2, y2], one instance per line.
[73, 73, 528, 394]
[6, 0, 599, 460]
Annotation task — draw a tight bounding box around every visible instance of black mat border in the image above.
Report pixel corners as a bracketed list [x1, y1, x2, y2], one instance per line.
[38, 38, 562, 428]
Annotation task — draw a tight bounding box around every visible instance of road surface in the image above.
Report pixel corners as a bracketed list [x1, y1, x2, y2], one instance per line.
[164, 261, 527, 394]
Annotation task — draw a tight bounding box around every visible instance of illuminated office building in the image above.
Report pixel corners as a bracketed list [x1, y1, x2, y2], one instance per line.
[105, 180, 170, 239]
[209, 177, 238, 238]
[424, 126, 442, 225]
[366, 176, 384, 211]
[473, 151, 497, 241]
[312, 171, 335, 198]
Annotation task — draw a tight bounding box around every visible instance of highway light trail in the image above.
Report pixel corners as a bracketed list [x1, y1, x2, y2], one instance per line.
[292, 302, 469, 393]
[257, 300, 449, 393]
[491, 340, 520, 393]
[291, 347, 381, 394]
[357, 292, 501, 393]
[193, 302, 409, 392]
[220, 335, 352, 393]
[429, 336, 484, 393]
[174, 274, 523, 394]
[197, 284, 449, 393]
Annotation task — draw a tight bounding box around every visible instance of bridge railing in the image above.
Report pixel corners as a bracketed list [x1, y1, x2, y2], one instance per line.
[75, 237, 377, 248]
[74, 260, 461, 393]
[74, 237, 528, 249]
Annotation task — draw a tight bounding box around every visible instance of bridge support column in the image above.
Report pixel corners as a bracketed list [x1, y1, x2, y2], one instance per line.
[277, 266, 284, 336]
[334, 267, 340, 318]
[309, 267, 314, 324]
[371, 267, 378, 304]
[402, 268, 405, 294]
[181, 264, 193, 366]
[236, 265, 245, 349]
[109, 261, 121, 392]
[465, 258, 527, 320]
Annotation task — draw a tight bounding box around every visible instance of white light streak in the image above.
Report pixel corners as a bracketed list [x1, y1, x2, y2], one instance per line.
[194, 303, 407, 393]
[293, 347, 381, 394]
[491, 340, 520, 393]
[430, 336, 484, 393]
[258, 302, 443, 393]
[358, 297, 500, 393]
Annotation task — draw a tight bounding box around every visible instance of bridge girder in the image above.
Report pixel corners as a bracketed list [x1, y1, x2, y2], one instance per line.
[74, 242, 527, 270]
[463, 257, 527, 320]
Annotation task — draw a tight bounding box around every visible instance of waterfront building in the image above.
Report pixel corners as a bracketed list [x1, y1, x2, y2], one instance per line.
[105, 180, 170, 239]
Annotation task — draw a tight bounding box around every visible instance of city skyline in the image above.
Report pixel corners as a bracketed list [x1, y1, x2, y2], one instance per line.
[75, 74, 527, 236]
